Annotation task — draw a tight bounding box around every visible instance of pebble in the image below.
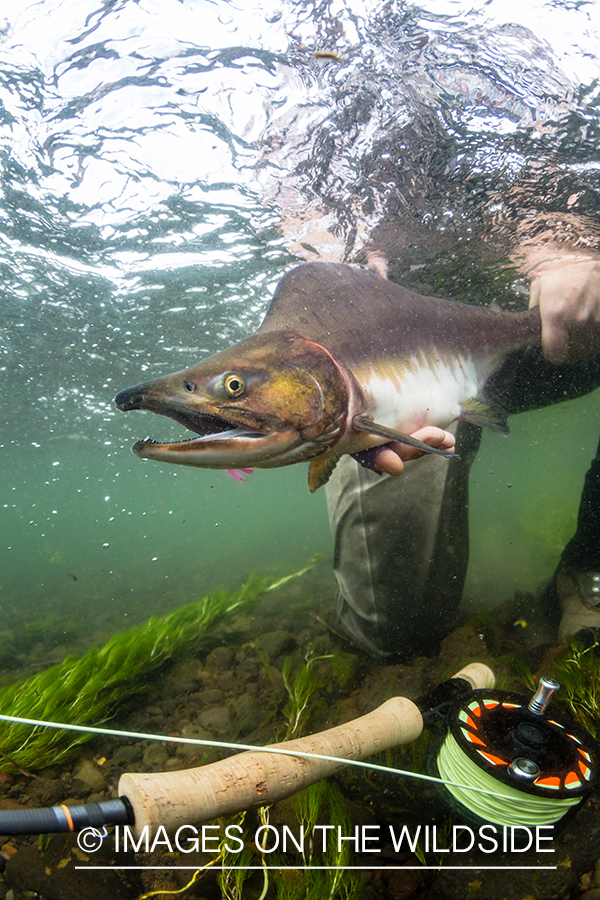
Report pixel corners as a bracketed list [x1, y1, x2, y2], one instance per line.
[142, 743, 169, 771]
[196, 688, 224, 704]
[69, 778, 91, 798]
[172, 677, 198, 695]
[206, 646, 234, 672]
[112, 743, 143, 764]
[198, 705, 231, 731]
[73, 757, 107, 793]
[257, 629, 296, 659]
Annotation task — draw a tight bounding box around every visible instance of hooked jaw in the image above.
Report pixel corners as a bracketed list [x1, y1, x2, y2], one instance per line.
[114, 330, 354, 471]
[114, 382, 301, 469]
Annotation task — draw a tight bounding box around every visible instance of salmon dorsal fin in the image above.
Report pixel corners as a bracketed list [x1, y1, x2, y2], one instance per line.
[308, 457, 340, 492]
[352, 416, 460, 459]
[459, 398, 509, 434]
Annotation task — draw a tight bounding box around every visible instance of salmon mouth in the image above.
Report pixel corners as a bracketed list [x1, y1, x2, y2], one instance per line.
[149, 409, 258, 439]
[131, 410, 266, 451]
[114, 384, 266, 445]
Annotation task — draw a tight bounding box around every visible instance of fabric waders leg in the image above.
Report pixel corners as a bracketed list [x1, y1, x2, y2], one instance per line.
[326, 422, 481, 658]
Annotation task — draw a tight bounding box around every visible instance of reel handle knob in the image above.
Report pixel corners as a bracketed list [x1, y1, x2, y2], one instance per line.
[508, 757, 541, 781]
[528, 676, 560, 715]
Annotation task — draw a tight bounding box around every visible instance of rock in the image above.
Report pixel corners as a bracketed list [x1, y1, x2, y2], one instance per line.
[111, 744, 143, 765]
[180, 724, 212, 739]
[257, 629, 296, 659]
[227, 694, 259, 734]
[22, 778, 64, 808]
[236, 658, 259, 679]
[580, 892, 600, 900]
[172, 677, 197, 695]
[73, 757, 107, 793]
[205, 647, 234, 672]
[357, 663, 425, 714]
[214, 671, 239, 692]
[437, 626, 490, 669]
[384, 867, 420, 900]
[196, 688, 224, 705]
[177, 723, 214, 758]
[142, 743, 169, 772]
[175, 723, 213, 768]
[198, 706, 231, 732]
[69, 778, 90, 798]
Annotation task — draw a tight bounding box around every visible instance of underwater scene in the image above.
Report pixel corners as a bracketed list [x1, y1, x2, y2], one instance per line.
[1, 0, 600, 897]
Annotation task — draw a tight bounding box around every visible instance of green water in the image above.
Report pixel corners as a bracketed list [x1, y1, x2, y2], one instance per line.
[467, 392, 600, 603]
[0, 0, 599, 652]
[1, 440, 332, 636]
[3, 388, 597, 642]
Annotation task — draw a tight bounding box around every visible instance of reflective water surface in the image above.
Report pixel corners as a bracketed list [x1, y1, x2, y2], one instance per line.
[1, 0, 599, 639]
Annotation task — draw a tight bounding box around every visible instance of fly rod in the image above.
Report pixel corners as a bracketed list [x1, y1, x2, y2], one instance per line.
[0, 662, 493, 836]
[119, 661, 494, 836]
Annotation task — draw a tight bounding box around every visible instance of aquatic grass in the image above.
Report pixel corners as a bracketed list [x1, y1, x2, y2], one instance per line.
[0, 571, 294, 772]
[282, 649, 329, 740]
[495, 641, 600, 740]
[549, 637, 600, 739]
[219, 784, 366, 900]
[270, 782, 366, 900]
[281, 647, 355, 740]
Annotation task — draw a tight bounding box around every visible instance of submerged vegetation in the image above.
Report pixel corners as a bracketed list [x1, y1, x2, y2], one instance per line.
[0, 566, 316, 772]
[215, 783, 365, 900]
[281, 647, 354, 740]
[549, 637, 600, 740]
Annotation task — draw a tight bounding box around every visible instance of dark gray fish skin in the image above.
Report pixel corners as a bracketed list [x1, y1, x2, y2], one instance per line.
[260, 263, 538, 364]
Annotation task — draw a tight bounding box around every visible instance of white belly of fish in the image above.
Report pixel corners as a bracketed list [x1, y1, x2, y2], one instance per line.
[357, 352, 499, 435]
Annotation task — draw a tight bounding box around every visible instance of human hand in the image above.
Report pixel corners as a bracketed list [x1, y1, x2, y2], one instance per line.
[353, 426, 456, 476]
[528, 255, 600, 364]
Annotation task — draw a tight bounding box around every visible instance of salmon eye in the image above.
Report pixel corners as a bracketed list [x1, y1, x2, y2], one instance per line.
[184, 381, 196, 392]
[224, 373, 245, 397]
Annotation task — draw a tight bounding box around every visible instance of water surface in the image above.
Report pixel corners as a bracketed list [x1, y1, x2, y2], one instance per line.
[1, 0, 599, 640]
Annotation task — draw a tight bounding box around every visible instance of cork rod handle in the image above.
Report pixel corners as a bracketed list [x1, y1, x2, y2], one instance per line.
[119, 662, 494, 836]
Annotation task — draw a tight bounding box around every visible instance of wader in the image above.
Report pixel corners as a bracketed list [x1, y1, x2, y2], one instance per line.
[325, 347, 600, 657]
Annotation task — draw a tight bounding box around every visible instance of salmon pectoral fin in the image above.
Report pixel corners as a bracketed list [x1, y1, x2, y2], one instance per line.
[459, 397, 509, 435]
[351, 415, 461, 460]
[308, 457, 341, 492]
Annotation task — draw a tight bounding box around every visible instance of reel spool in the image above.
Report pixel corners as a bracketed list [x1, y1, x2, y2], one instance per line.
[433, 677, 598, 828]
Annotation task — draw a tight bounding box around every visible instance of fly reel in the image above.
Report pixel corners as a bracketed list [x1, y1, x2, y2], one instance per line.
[431, 677, 598, 828]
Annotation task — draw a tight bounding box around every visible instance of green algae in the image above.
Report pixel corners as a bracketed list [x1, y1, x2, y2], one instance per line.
[0, 573, 272, 772]
[216, 784, 366, 900]
[548, 637, 600, 740]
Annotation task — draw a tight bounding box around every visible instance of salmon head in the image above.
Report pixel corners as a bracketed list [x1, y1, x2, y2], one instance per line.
[114, 330, 357, 470]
